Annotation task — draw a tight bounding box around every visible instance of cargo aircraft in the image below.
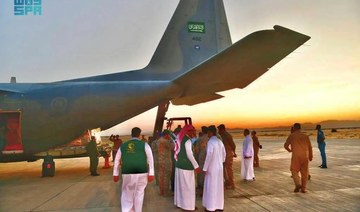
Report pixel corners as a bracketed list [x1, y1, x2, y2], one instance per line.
[0, 0, 310, 163]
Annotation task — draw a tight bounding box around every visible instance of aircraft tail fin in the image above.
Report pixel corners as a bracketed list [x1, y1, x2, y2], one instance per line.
[171, 25, 311, 106]
[145, 0, 232, 74]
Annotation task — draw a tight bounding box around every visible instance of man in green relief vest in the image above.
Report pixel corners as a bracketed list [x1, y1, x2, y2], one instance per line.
[174, 124, 201, 211]
[113, 127, 154, 212]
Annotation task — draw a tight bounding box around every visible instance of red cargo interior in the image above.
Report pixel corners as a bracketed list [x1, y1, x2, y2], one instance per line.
[0, 111, 23, 153]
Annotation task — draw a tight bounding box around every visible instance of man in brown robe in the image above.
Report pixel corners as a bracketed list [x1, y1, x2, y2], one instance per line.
[218, 124, 236, 189]
[251, 131, 261, 167]
[284, 123, 313, 193]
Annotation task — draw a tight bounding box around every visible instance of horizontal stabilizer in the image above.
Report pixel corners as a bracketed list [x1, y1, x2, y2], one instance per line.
[173, 25, 311, 98]
[171, 93, 223, 106]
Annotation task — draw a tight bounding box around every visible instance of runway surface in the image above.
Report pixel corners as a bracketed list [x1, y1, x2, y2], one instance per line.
[1, 138, 359, 211]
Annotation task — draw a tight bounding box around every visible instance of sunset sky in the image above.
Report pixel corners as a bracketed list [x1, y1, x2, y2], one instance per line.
[0, 0, 359, 135]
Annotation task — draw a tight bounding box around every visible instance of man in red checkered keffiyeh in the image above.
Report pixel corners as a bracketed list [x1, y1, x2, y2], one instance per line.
[173, 124, 200, 211]
[174, 124, 195, 161]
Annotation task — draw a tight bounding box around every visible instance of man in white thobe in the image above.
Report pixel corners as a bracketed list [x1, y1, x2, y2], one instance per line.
[113, 127, 154, 212]
[174, 124, 201, 211]
[241, 129, 255, 181]
[202, 125, 226, 211]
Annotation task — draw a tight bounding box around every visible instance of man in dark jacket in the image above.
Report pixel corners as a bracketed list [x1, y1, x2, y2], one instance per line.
[86, 136, 100, 176]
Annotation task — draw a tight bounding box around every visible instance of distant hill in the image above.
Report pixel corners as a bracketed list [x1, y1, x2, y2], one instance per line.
[232, 120, 360, 131]
[316, 120, 360, 129]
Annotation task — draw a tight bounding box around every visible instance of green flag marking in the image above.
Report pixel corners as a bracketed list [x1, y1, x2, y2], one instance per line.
[188, 22, 205, 33]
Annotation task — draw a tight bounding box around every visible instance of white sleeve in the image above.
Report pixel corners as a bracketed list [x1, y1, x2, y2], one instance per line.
[185, 140, 199, 169]
[249, 139, 254, 157]
[203, 141, 213, 171]
[243, 137, 252, 157]
[113, 147, 122, 176]
[145, 143, 154, 176]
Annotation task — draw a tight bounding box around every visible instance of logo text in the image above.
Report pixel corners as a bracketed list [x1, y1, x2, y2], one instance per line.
[14, 0, 42, 16]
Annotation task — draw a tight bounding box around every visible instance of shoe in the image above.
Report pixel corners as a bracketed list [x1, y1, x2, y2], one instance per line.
[91, 173, 100, 176]
[294, 185, 301, 193]
[320, 165, 327, 169]
[301, 189, 307, 193]
[180, 206, 198, 211]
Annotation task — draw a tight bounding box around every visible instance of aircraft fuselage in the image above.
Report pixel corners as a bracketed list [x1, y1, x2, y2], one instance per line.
[0, 81, 181, 161]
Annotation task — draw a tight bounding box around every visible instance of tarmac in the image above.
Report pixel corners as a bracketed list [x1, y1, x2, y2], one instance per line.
[0, 138, 359, 212]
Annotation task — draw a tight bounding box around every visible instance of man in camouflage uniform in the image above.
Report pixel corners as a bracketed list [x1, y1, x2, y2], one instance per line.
[218, 124, 236, 189]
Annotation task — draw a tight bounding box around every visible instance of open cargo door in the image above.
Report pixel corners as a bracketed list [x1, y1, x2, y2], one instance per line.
[0, 111, 24, 154]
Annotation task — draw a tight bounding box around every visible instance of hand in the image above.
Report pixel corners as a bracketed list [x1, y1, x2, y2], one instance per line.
[113, 176, 119, 182]
[195, 167, 201, 174]
[148, 175, 155, 182]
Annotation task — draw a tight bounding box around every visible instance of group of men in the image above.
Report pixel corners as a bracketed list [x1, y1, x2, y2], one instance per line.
[112, 124, 225, 212]
[111, 124, 264, 212]
[109, 122, 327, 211]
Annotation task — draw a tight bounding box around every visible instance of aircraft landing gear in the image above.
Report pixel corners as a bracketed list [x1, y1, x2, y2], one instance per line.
[150, 101, 170, 143]
[42, 155, 55, 177]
